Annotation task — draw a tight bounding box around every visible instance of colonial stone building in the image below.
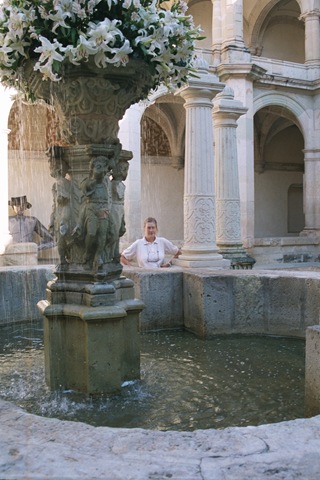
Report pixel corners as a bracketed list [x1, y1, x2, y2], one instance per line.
[1, 0, 320, 267]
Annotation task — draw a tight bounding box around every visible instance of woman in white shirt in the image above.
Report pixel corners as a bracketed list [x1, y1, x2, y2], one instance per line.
[120, 217, 181, 268]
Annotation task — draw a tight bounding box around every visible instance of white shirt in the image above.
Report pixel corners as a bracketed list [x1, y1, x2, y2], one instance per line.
[122, 237, 179, 268]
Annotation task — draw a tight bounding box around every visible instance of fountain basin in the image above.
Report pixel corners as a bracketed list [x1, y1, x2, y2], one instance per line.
[1, 265, 320, 478]
[0, 322, 305, 430]
[1, 398, 320, 479]
[124, 266, 320, 337]
[1, 265, 320, 337]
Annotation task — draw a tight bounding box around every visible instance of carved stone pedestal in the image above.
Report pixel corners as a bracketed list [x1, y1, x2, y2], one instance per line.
[31, 59, 153, 394]
[38, 276, 143, 395]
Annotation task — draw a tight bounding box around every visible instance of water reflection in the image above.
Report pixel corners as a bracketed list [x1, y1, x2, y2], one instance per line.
[0, 322, 305, 431]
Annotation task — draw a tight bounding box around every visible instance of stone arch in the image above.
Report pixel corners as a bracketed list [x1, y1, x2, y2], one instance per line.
[253, 92, 306, 238]
[247, 0, 303, 61]
[141, 112, 172, 158]
[141, 93, 185, 168]
[253, 92, 309, 144]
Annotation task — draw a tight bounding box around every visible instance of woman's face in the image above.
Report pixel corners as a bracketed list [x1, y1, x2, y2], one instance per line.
[144, 222, 157, 240]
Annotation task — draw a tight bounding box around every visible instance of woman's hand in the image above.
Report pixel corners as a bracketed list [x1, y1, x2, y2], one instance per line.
[120, 254, 130, 266]
[160, 261, 172, 268]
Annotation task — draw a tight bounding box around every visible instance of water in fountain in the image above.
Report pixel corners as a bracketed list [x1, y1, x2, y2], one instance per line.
[0, 320, 305, 431]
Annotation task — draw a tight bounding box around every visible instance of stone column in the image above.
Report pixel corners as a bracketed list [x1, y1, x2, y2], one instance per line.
[300, 10, 320, 64]
[0, 86, 14, 258]
[220, 0, 250, 63]
[175, 68, 229, 268]
[211, 0, 222, 66]
[216, 64, 266, 248]
[213, 86, 255, 268]
[119, 103, 145, 246]
[300, 149, 320, 237]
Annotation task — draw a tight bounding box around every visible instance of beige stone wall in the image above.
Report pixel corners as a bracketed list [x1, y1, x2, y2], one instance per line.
[189, 0, 212, 50]
[141, 163, 184, 243]
[255, 170, 303, 237]
[261, 20, 304, 62]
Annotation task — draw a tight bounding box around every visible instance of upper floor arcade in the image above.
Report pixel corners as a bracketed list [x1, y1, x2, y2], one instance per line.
[182, 0, 320, 90]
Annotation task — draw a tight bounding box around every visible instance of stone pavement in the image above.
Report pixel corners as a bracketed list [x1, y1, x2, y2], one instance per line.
[1, 399, 320, 480]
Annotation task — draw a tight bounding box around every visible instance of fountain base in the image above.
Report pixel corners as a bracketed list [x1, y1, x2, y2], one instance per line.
[38, 277, 144, 395]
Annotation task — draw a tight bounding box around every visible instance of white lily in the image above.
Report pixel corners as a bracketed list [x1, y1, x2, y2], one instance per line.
[160, 10, 180, 38]
[7, 38, 30, 57]
[64, 34, 98, 65]
[34, 36, 65, 65]
[0, 44, 14, 67]
[0, 0, 199, 88]
[93, 37, 132, 68]
[136, 4, 159, 29]
[123, 0, 141, 9]
[178, 0, 188, 15]
[136, 24, 170, 55]
[47, 5, 72, 33]
[34, 60, 61, 81]
[96, 0, 119, 9]
[6, 9, 28, 40]
[86, 0, 104, 15]
[106, 39, 133, 66]
[87, 18, 123, 47]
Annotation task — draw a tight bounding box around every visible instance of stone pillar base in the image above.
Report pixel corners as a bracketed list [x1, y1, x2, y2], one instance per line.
[305, 325, 320, 417]
[300, 228, 320, 239]
[38, 277, 144, 395]
[218, 247, 256, 270]
[175, 252, 230, 269]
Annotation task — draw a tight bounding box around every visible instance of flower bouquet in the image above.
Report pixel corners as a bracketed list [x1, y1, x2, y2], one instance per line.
[0, 0, 203, 98]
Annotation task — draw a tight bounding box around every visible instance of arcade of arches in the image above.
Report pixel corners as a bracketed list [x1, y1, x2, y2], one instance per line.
[1, 0, 320, 266]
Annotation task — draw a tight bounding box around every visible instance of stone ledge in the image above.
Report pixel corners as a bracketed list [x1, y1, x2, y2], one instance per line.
[182, 268, 320, 337]
[0, 265, 55, 325]
[1, 399, 320, 479]
[2, 265, 320, 337]
[2, 242, 38, 266]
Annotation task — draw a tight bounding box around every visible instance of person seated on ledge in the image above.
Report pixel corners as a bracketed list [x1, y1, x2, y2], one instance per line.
[120, 217, 181, 268]
[8, 195, 54, 250]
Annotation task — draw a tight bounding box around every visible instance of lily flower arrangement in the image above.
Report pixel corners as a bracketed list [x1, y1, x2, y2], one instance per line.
[0, 0, 202, 93]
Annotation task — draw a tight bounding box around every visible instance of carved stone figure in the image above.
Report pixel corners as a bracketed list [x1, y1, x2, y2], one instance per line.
[107, 159, 129, 263]
[73, 155, 115, 269]
[48, 156, 72, 267]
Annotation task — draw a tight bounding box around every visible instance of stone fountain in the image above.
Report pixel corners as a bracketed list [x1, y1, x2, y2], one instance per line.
[34, 59, 156, 394]
[0, 0, 203, 396]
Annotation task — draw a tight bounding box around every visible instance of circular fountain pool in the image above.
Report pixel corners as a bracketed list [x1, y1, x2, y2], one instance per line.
[0, 321, 305, 431]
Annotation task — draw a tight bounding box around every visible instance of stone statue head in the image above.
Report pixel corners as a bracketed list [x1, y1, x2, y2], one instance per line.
[112, 160, 129, 181]
[8, 195, 32, 214]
